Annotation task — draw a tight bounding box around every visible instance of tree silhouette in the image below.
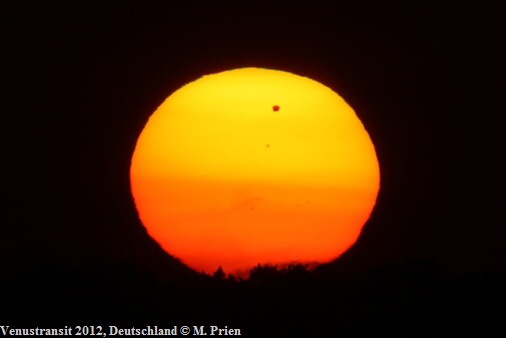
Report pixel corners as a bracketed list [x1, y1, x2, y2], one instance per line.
[281, 263, 311, 280]
[249, 264, 281, 283]
[212, 266, 225, 279]
[227, 273, 236, 282]
[248, 263, 311, 283]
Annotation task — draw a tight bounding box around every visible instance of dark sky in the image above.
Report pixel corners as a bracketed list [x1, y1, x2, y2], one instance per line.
[3, 2, 504, 283]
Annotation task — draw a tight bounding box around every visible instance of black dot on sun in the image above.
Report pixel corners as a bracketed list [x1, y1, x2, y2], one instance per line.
[272, 105, 280, 111]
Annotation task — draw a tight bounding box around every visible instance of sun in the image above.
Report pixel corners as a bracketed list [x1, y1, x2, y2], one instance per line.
[130, 68, 380, 276]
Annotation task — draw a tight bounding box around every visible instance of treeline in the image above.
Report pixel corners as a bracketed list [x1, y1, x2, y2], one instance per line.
[2, 259, 503, 335]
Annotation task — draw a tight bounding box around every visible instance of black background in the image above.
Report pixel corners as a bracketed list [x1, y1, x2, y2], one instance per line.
[2, 1, 504, 335]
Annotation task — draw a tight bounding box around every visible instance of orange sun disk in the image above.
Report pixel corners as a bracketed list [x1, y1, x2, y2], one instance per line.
[130, 68, 380, 276]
